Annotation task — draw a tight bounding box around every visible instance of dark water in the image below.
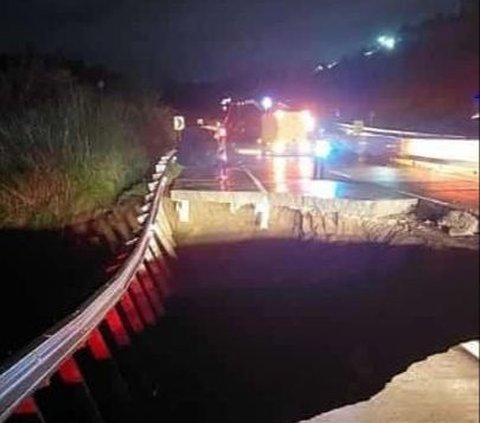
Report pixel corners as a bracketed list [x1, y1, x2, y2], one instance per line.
[130, 239, 478, 423]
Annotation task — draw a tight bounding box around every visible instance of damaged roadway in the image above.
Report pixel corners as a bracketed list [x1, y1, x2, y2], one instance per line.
[150, 194, 479, 423]
[151, 157, 478, 422]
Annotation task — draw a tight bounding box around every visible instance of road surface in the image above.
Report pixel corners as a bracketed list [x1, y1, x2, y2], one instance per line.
[175, 154, 479, 211]
[305, 346, 478, 423]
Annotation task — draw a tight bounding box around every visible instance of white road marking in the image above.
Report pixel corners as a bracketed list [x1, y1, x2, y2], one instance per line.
[394, 190, 453, 208]
[329, 169, 459, 209]
[241, 165, 268, 194]
[329, 170, 353, 180]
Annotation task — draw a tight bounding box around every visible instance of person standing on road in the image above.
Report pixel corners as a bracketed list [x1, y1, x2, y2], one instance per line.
[215, 126, 228, 182]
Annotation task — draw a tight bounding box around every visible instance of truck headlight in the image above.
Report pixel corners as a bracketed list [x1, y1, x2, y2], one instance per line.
[272, 142, 286, 154]
[298, 141, 311, 155]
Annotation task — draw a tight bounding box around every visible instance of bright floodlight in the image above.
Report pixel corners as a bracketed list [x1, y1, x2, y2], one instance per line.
[272, 141, 286, 154]
[377, 35, 396, 50]
[261, 96, 273, 111]
[301, 110, 316, 132]
[298, 141, 312, 155]
[314, 140, 332, 159]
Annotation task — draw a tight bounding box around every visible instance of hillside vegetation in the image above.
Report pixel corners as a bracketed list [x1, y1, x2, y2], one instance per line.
[0, 54, 175, 228]
[314, 5, 479, 134]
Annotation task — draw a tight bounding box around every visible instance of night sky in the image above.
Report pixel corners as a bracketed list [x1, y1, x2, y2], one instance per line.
[1, 0, 460, 83]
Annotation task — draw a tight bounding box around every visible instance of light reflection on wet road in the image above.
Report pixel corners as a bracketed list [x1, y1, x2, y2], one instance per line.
[240, 155, 479, 210]
[175, 156, 479, 210]
[174, 154, 478, 209]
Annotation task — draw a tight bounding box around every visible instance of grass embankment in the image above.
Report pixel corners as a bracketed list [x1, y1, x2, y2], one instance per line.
[0, 88, 174, 228]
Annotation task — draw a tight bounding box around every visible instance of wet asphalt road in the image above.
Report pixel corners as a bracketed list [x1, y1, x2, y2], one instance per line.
[174, 153, 478, 210]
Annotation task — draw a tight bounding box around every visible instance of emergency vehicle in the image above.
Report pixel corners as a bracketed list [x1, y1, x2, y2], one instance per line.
[224, 98, 319, 155]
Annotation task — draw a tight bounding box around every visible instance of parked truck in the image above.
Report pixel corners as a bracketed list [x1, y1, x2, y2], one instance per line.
[224, 99, 318, 155]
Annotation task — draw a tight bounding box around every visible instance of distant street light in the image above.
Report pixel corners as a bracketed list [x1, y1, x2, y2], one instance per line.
[377, 35, 396, 50]
[261, 96, 273, 111]
[314, 140, 332, 160]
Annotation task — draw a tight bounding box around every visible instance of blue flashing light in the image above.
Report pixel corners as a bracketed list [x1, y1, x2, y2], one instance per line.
[314, 140, 332, 159]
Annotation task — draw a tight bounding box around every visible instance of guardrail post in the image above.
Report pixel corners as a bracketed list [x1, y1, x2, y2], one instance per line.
[73, 329, 134, 423]
[8, 397, 45, 423]
[152, 219, 177, 259]
[150, 228, 175, 271]
[97, 317, 151, 414]
[34, 358, 104, 423]
[128, 277, 157, 327]
[137, 263, 164, 318]
[104, 308, 131, 347]
[118, 293, 144, 336]
[145, 246, 171, 297]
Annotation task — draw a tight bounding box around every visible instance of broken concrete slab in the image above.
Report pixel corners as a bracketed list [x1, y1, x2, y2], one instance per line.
[170, 189, 418, 219]
[439, 210, 479, 237]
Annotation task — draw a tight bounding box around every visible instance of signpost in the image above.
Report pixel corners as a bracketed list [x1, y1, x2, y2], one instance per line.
[173, 115, 185, 144]
[173, 115, 185, 132]
[353, 120, 366, 162]
[353, 120, 364, 136]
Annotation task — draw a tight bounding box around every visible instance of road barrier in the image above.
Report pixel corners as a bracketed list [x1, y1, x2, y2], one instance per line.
[337, 123, 466, 140]
[0, 151, 177, 422]
[337, 122, 479, 174]
[398, 137, 479, 164]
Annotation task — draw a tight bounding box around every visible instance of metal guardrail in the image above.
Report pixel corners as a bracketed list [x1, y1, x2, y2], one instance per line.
[337, 123, 467, 139]
[0, 150, 177, 421]
[336, 122, 479, 169]
[398, 138, 479, 164]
